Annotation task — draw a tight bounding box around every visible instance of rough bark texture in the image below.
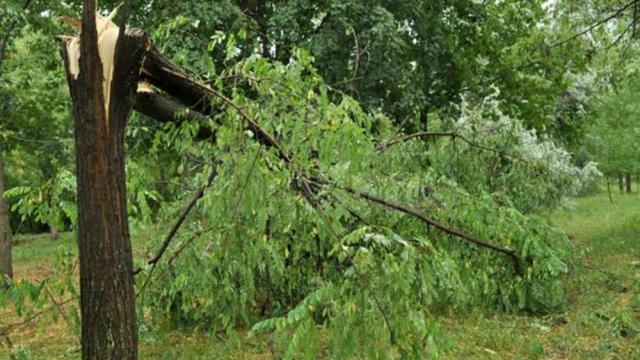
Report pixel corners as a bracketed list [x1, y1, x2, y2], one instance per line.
[0, 150, 13, 284]
[60, 3, 146, 358]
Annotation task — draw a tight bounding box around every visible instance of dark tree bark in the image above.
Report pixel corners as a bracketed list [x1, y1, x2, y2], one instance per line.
[626, 173, 632, 193]
[619, 174, 624, 193]
[141, 47, 215, 115]
[0, 150, 13, 284]
[60, 2, 146, 358]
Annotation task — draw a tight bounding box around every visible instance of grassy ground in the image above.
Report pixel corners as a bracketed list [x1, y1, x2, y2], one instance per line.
[1, 191, 639, 359]
[442, 191, 640, 359]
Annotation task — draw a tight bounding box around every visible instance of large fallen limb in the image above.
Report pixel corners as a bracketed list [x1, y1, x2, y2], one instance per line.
[137, 46, 523, 268]
[58, 19, 524, 274]
[134, 89, 215, 141]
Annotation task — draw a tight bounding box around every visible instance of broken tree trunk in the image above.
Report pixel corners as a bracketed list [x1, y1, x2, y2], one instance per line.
[59, 4, 145, 359]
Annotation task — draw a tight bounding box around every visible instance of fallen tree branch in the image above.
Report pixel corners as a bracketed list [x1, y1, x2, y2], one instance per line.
[140, 53, 523, 267]
[119, 27, 525, 273]
[376, 131, 528, 163]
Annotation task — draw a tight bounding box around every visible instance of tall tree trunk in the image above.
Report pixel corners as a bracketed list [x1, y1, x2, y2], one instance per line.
[626, 173, 632, 193]
[0, 149, 13, 285]
[0, 0, 32, 286]
[60, 2, 146, 358]
[619, 174, 624, 193]
[49, 224, 59, 240]
[607, 177, 613, 203]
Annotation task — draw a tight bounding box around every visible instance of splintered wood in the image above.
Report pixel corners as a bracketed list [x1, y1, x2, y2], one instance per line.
[63, 8, 120, 124]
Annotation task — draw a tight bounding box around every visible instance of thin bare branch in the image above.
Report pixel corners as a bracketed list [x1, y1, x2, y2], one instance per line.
[550, 0, 639, 48]
[376, 131, 528, 163]
[134, 164, 218, 277]
[313, 179, 522, 269]
[166, 227, 215, 265]
[0, 297, 76, 336]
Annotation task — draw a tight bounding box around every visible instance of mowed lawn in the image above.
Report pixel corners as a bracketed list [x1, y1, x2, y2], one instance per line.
[1, 191, 640, 359]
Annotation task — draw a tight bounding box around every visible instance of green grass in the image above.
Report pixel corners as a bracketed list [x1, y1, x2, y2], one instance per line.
[442, 191, 640, 359]
[2, 191, 640, 359]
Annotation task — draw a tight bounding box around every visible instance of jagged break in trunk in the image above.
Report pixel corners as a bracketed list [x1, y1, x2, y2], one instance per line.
[60, 3, 146, 358]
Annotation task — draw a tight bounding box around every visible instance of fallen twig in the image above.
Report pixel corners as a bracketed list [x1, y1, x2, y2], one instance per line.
[0, 297, 77, 336]
[166, 227, 216, 265]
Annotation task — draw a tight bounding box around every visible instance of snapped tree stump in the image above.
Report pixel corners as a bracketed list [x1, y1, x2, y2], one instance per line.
[60, 5, 146, 359]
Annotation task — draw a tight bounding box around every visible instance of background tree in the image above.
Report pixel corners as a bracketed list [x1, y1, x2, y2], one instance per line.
[586, 70, 640, 192]
[0, 0, 33, 283]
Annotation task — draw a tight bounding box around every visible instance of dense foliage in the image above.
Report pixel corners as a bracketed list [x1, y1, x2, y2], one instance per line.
[129, 54, 584, 357]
